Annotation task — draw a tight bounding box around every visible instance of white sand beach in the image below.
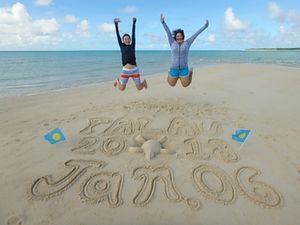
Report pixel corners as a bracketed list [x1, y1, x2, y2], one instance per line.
[0, 64, 300, 225]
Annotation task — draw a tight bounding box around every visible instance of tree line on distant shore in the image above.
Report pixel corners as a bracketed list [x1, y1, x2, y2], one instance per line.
[246, 48, 300, 51]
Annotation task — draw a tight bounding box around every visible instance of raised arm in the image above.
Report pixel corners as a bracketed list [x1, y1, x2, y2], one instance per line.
[131, 17, 136, 47]
[160, 14, 174, 46]
[114, 18, 122, 46]
[186, 20, 209, 46]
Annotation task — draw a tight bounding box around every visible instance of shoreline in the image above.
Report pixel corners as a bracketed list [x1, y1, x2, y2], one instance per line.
[1, 62, 300, 99]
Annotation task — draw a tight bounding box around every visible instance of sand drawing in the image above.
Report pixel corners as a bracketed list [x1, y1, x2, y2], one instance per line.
[120, 100, 228, 120]
[132, 165, 182, 206]
[139, 117, 165, 140]
[140, 127, 165, 140]
[167, 117, 198, 137]
[102, 117, 154, 136]
[132, 165, 201, 210]
[183, 138, 239, 162]
[30, 159, 106, 200]
[71, 136, 100, 154]
[184, 138, 211, 160]
[80, 117, 112, 134]
[135, 117, 151, 134]
[64, 114, 283, 210]
[197, 121, 223, 136]
[167, 117, 223, 139]
[80, 171, 124, 208]
[192, 164, 236, 204]
[6, 216, 23, 225]
[128, 135, 175, 160]
[78, 116, 223, 139]
[79, 117, 152, 136]
[235, 166, 282, 208]
[71, 136, 127, 156]
[29, 157, 282, 210]
[208, 139, 240, 162]
[185, 197, 202, 210]
[103, 117, 135, 136]
[102, 136, 127, 156]
[73, 116, 234, 162]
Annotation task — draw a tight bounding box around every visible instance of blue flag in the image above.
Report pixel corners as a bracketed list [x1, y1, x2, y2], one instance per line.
[232, 129, 251, 143]
[44, 128, 66, 144]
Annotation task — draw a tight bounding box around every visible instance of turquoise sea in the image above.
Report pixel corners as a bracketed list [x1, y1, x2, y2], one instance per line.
[0, 50, 299, 97]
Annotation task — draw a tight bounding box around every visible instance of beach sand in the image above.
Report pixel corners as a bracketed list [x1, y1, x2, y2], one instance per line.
[0, 64, 299, 225]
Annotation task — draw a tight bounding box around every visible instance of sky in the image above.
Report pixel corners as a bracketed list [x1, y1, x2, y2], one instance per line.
[0, 0, 300, 50]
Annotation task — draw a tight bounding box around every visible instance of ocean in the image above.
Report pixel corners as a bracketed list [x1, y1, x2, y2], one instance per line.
[0, 50, 299, 97]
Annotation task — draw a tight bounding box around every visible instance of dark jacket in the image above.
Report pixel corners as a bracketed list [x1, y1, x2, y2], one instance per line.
[115, 21, 137, 66]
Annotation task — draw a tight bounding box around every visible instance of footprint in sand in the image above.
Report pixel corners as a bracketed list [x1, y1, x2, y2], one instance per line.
[6, 216, 23, 225]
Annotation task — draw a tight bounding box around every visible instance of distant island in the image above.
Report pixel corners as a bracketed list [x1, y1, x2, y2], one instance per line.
[246, 48, 300, 51]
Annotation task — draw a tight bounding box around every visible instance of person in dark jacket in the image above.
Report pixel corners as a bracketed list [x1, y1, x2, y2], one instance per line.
[113, 17, 147, 91]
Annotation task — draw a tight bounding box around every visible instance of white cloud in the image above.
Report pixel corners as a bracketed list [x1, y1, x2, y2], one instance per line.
[244, 31, 267, 45]
[279, 25, 285, 33]
[273, 27, 300, 46]
[268, 2, 283, 21]
[268, 2, 300, 24]
[34, 0, 53, 6]
[224, 8, 247, 32]
[31, 18, 59, 34]
[208, 34, 216, 43]
[287, 10, 300, 23]
[138, 33, 169, 49]
[0, 2, 30, 23]
[63, 14, 77, 23]
[0, 2, 59, 49]
[273, 21, 300, 46]
[267, 2, 300, 46]
[121, 6, 138, 13]
[98, 22, 115, 33]
[77, 20, 89, 31]
[76, 19, 89, 37]
[143, 33, 160, 42]
[163, 43, 169, 49]
[286, 9, 300, 26]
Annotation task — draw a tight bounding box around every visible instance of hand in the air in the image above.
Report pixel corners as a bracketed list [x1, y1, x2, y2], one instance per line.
[114, 18, 121, 23]
[205, 19, 209, 28]
[160, 14, 165, 23]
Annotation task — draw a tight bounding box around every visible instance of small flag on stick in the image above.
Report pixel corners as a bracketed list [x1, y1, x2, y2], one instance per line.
[44, 128, 66, 144]
[232, 129, 251, 150]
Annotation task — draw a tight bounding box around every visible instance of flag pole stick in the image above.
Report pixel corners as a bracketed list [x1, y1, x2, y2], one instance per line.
[239, 131, 251, 150]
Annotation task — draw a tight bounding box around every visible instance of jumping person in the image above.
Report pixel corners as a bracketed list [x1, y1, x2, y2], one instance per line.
[113, 17, 147, 91]
[160, 14, 209, 87]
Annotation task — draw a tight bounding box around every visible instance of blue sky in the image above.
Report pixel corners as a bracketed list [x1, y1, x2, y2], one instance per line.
[0, 0, 300, 50]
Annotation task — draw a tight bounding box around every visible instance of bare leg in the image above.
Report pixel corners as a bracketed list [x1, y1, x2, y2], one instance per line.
[167, 71, 179, 87]
[143, 80, 148, 88]
[114, 78, 126, 91]
[189, 67, 193, 83]
[179, 68, 193, 87]
[136, 80, 147, 90]
[113, 79, 118, 87]
[119, 84, 126, 91]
